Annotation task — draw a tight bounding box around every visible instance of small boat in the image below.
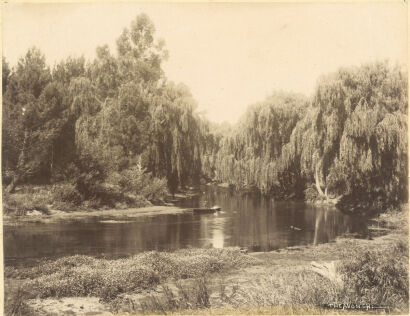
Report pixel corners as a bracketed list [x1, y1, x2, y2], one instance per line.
[193, 205, 221, 213]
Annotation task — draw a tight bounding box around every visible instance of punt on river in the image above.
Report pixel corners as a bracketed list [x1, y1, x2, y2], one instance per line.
[192, 205, 221, 214]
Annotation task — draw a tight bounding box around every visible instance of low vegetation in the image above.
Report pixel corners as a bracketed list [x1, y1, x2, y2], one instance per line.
[3, 162, 168, 215]
[2, 189, 51, 216]
[108, 236, 408, 314]
[136, 278, 213, 314]
[340, 239, 408, 310]
[5, 248, 257, 315]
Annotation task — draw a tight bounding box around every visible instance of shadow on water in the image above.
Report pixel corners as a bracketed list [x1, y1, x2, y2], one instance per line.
[4, 185, 368, 267]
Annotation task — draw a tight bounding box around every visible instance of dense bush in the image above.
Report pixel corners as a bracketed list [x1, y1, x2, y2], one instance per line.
[339, 239, 409, 309]
[52, 183, 82, 205]
[303, 184, 319, 202]
[3, 190, 51, 216]
[106, 163, 168, 205]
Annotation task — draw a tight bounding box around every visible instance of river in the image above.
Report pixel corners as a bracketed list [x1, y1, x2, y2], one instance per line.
[4, 185, 367, 267]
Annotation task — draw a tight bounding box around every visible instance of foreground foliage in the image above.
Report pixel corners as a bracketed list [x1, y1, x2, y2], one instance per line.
[5, 248, 257, 306]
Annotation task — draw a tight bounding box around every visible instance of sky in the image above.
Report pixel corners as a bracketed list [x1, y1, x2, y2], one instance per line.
[2, 2, 408, 124]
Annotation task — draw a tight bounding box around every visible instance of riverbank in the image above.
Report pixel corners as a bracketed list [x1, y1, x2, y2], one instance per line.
[3, 205, 191, 225]
[2, 183, 201, 226]
[5, 208, 408, 315]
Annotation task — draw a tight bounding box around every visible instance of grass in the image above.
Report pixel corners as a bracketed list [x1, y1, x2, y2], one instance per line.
[376, 206, 409, 231]
[137, 278, 212, 314]
[4, 285, 33, 316]
[107, 241, 409, 314]
[228, 238, 408, 313]
[150, 239, 407, 314]
[5, 248, 258, 308]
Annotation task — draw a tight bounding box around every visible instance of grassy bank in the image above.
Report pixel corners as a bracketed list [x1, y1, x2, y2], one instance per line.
[3, 175, 170, 220]
[3, 205, 190, 225]
[5, 248, 257, 315]
[2, 184, 193, 225]
[4, 209, 408, 315]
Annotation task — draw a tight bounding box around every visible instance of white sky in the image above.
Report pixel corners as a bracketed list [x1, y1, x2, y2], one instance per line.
[2, 2, 408, 124]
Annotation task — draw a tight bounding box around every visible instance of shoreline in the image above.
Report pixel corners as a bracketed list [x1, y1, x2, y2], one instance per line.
[3, 204, 191, 225]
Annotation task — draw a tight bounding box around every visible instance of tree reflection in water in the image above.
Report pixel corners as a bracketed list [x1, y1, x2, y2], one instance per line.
[4, 185, 367, 267]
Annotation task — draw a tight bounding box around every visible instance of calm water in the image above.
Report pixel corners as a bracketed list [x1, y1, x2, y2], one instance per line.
[4, 185, 366, 267]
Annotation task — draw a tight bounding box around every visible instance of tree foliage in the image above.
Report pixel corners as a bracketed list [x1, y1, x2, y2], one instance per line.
[2, 13, 407, 214]
[2, 14, 203, 205]
[211, 62, 407, 213]
[212, 92, 307, 197]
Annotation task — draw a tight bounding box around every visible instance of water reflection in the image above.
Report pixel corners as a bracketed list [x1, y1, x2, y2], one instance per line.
[4, 185, 367, 267]
[211, 217, 225, 248]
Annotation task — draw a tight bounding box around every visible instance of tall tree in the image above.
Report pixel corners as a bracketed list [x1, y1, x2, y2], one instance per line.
[213, 92, 307, 196]
[279, 62, 407, 212]
[3, 48, 52, 191]
[2, 57, 10, 94]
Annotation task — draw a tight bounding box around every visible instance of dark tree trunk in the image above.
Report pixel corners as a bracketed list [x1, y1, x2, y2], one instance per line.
[7, 130, 29, 193]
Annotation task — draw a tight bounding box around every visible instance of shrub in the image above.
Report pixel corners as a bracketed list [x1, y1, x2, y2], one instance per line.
[141, 177, 168, 202]
[304, 184, 319, 202]
[123, 194, 152, 208]
[111, 163, 169, 203]
[90, 183, 123, 208]
[73, 154, 107, 201]
[3, 191, 51, 216]
[339, 240, 409, 309]
[52, 183, 83, 206]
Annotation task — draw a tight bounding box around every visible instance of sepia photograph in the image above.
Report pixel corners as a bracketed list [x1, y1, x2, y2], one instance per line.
[1, 1, 409, 315]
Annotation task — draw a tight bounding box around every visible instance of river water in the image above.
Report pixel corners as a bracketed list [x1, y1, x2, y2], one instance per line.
[4, 185, 366, 267]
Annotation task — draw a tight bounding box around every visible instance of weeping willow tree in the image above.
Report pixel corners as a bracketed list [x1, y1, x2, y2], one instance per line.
[332, 63, 408, 212]
[213, 92, 307, 196]
[199, 120, 231, 181]
[278, 62, 407, 212]
[146, 82, 204, 193]
[212, 62, 407, 212]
